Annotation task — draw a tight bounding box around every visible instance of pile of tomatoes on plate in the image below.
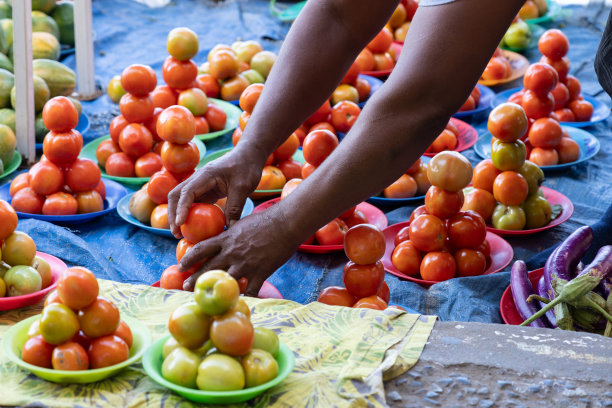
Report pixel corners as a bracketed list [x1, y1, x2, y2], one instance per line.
[21, 267, 133, 370]
[161, 270, 281, 391]
[384, 0, 417, 43]
[0, 201, 52, 298]
[390, 152, 491, 281]
[481, 48, 513, 82]
[468, 103, 553, 230]
[354, 27, 398, 74]
[330, 62, 371, 106]
[425, 120, 465, 155]
[458, 86, 483, 112]
[317, 224, 393, 310]
[379, 157, 430, 199]
[10, 97, 104, 215]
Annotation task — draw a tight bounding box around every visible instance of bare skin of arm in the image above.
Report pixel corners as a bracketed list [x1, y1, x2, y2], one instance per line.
[170, 0, 524, 295]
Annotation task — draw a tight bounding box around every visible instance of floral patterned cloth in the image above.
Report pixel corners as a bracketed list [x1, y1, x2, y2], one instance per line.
[0, 279, 435, 408]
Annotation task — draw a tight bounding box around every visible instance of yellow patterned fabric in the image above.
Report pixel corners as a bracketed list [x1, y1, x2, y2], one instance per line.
[0, 279, 435, 407]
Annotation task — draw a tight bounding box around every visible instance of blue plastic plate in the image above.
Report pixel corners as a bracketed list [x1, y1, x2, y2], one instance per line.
[367, 156, 431, 206]
[0, 177, 128, 224]
[491, 87, 610, 127]
[116, 193, 255, 238]
[474, 127, 600, 171]
[36, 112, 90, 151]
[453, 84, 495, 119]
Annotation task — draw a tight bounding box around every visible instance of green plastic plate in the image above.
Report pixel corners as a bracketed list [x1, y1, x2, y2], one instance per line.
[0, 151, 22, 180]
[142, 334, 294, 404]
[80, 136, 207, 188]
[197, 98, 242, 142]
[269, 0, 306, 22]
[2, 315, 152, 384]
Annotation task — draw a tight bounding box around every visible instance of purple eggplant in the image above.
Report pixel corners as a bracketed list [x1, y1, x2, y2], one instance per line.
[544, 226, 593, 295]
[537, 275, 556, 326]
[511, 261, 551, 328]
[575, 245, 612, 281]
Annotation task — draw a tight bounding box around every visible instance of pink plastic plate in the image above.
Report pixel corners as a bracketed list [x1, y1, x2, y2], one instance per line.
[360, 42, 403, 78]
[381, 221, 513, 286]
[423, 118, 478, 158]
[152, 280, 283, 299]
[486, 186, 573, 236]
[0, 252, 67, 311]
[253, 198, 388, 254]
[500, 268, 544, 325]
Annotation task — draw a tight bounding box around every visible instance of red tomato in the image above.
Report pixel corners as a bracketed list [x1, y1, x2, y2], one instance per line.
[157, 105, 196, 144]
[239, 83, 264, 114]
[57, 266, 99, 309]
[210, 309, 254, 356]
[180, 203, 226, 243]
[540, 56, 570, 83]
[538, 29, 569, 60]
[42, 130, 83, 167]
[376, 282, 390, 304]
[446, 211, 486, 249]
[11, 187, 45, 214]
[420, 252, 456, 281]
[273, 133, 299, 162]
[393, 225, 411, 247]
[160, 141, 199, 174]
[113, 321, 133, 349]
[308, 122, 336, 135]
[367, 27, 393, 53]
[343, 261, 385, 298]
[344, 224, 385, 265]
[551, 83, 570, 110]
[144, 107, 163, 142]
[88, 335, 130, 369]
[21, 335, 54, 368]
[305, 100, 331, 126]
[353, 296, 388, 310]
[523, 63, 558, 95]
[121, 64, 157, 96]
[96, 139, 121, 168]
[391, 240, 421, 276]
[195, 74, 220, 98]
[105, 153, 135, 177]
[147, 170, 178, 204]
[565, 75, 581, 100]
[487, 102, 528, 142]
[78, 296, 120, 338]
[135, 152, 163, 177]
[409, 214, 447, 252]
[118, 123, 154, 159]
[409, 205, 429, 223]
[9, 173, 30, 196]
[302, 129, 338, 166]
[151, 85, 177, 109]
[65, 158, 101, 192]
[119, 93, 154, 123]
[29, 161, 63, 196]
[42, 96, 78, 132]
[52, 342, 89, 370]
[194, 116, 210, 135]
[70, 330, 91, 351]
[454, 249, 487, 277]
[343, 209, 369, 228]
[554, 108, 575, 122]
[424, 186, 464, 219]
[568, 99, 593, 122]
[76, 191, 104, 214]
[522, 90, 554, 119]
[277, 159, 302, 181]
[176, 238, 195, 263]
[160, 264, 191, 290]
[42, 192, 78, 215]
[301, 162, 317, 179]
[94, 180, 106, 200]
[109, 115, 129, 144]
[528, 117, 562, 148]
[314, 218, 348, 245]
[162, 56, 198, 90]
[330, 101, 360, 133]
[204, 103, 227, 131]
[317, 286, 355, 307]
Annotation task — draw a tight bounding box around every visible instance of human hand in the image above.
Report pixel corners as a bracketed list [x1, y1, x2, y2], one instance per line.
[167, 149, 264, 238]
[178, 202, 301, 297]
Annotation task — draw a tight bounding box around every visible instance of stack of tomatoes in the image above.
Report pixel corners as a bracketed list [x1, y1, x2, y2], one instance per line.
[159, 202, 226, 289]
[385, 0, 418, 42]
[197, 40, 277, 102]
[510, 30, 593, 119]
[354, 28, 397, 73]
[10, 97, 104, 215]
[127, 104, 201, 230]
[161, 270, 281, 391]
[392, 152, 491, 281]
[467, 103, 552, 230]
[318, 224, 391, 310]
[425, 120, 463, 155]
[380, 157, 430, 199]
[481, 48, 512, 82]
[232, 84, 302, 192]
[21, 267, 133, 370]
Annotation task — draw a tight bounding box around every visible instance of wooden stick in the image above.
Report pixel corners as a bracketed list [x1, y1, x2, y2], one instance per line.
[74, 0, 98, 99]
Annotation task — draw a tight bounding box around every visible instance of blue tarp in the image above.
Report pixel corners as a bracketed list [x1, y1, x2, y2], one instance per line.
[7, 0, 612, 323]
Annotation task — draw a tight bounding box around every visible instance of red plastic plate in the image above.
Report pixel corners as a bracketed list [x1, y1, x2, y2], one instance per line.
[381, 221, 513, 286]
[423, 118, 478, 158]
[360, 42, 403, 78]
[253, 198, 388, 254]
[151, 280, 283, 299]
[486, 186, 573, 236]
[0, 252, 67, 311]
[500, 268, 544, 325]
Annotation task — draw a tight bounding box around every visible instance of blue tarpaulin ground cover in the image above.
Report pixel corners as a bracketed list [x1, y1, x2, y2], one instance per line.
[6, 0, 612, 323]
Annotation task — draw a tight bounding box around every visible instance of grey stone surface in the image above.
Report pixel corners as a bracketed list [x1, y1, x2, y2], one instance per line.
[385, 321, 612, 407]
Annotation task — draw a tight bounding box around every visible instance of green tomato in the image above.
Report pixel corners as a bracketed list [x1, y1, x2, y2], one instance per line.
[0, 276, 5, 297]
[162, 336, 181, 360]
[196, 354, 245, 391]
[162, 347, 201, 389]
[518, 160, 545, 196]
[39, 303, 79, 345]
[3, 265, 42, 296]
[252, 327, 279, 357]
[0, 261, 10, 279]
[522, 194, 552, 229]
[194, 270, 239, 316]
[503, 20, 531, 50]
[2, 231, 37, 267]
[250, 51, 276, 79]
[241, 69, 265, 84]
[168, 302, 211, 349]
[31, 255, 52, 289]
[241, 349, 279, 388]
[234, 40, 263, 64]
[492, 203, 526, 230]
[490, 139, 526, 172]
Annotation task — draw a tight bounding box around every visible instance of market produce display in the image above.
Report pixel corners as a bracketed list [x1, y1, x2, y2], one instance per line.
[354, 28, 399, 76]
[479, 48, 529, 87]
[519, 0, 550, 21]
[384, 0, 417, 42]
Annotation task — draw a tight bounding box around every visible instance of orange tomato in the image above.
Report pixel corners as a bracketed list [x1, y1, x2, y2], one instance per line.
[42, 96, 79, 132]
[330, 101, 360, 133]
[147, 170, 178, 204]
[317, 286, 355, 307]
[454, 249, 487, 277]
[208, 50, 240, 80]
[11, 187, 45, 214]
[568, 99, 593, 122]
[65, 158, 101, 192]
[157, 105, 196, 144]
[355, 48, 375, 72]
[105, 153, 135, 177]
[342, 261, 384, 298]
[42, 192, 78, 215]
[220, 75, 250, 101]
[308, 122, 336, 135]
[0, 199, 17, 240]
[373, 52, 394, 71]
[109, 115, 129, 144]
[384, 174, 417, 198]
[493, 171, 528, 206]
[194, 115, 210, 135]
[426, 151, 473, 192]
[96, 140, 121, 168]
[301, 162, 317, 179]
[43, 130, 83, 167]
[391, 240, 421, 276]
[280, 178, 302, 200]
[256, 166, 286, 190]
[556, 137, 580, 163]
[277, 159, 302, 181]
[540, 55, 569, 83]
[195, 74, 220, 98]
[409, 214, 447, 252]
[135, 152, 163, 177]
[273, 133, 299, 161]
[529, 147, 559, 166]
[239, 111, 250, 131]
[428, 129, 457, 153]
[78, 296, 120, 338]
[355, 77, 371, 102]
[9, 173, 30, 196]
[487, 103, 528, 142]
[21, 335, 54, 368]
[112, 321, 133, 349]
[353, 296, 388, 310]
[367, 28, 393, 53]
[232, 127, 242, 146]
[180, 203, 226, 243]
[160, 264, 190, 290]
[523, 62, 558, 95]
[472, 159, 500, 192]
[344, 224, 385, 265]
[420, 252, 456, 281]
[409, 205, 429, 224]
[76, 191, 104, 214]
[151, 85, 177, 109]
[204, 103, 227, 131]
[522, 90, 554, 119]
[162, 56, 198, 90]
[239, 83, 264, 113]
[120, 64, 157, 96]
[554, 108, 575, 122]
[481, 57, 511, 81]
[424, 186, 464, 219]
[528, 117, 562, 148]
[340, 61, 360, 85]
[461, 188, 496, 222]
[176, 238, 195, 263]
[57, 266, 99, 309]
[302, 129, 338, 166]
[88, 335, 130, 369]
[160, 141, 199, 174]
[29, 161, 64, 196]
[151, 204, 169, 229]
[305, 100, 331, 126]
[119, 93, 154, 123]
[565, 75, 581, 100]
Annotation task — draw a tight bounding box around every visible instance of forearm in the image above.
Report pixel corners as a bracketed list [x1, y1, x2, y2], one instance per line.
[235, 0, 398, 162]
[276, 0, 524, 242]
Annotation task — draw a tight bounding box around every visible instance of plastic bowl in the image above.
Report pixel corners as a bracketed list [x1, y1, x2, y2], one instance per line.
[143, 335, 294, 404]
[196, 98, 242, 142]
[0, 151, 22, 180]
[0, 252, 65, 311]
[2, 315, 151, 384]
